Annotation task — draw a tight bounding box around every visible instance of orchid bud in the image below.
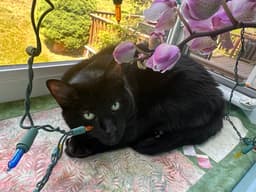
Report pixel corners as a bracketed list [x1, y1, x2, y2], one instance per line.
[181, 0, 222, 20]
[146, 43, 181, 73]
[144, 0, 177, 31]
[188, 18, 213, 33]
[229, 0, 256, 23]
[212, 0, 256, 27]
[188, 36, 217, 55]
[155, 8, 177, 31]
[212, 7, 232, 30]
[148, 31, 165, 50]
[113, 42, 136, 64]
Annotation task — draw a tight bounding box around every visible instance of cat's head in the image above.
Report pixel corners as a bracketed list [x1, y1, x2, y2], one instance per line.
[46, 53, 135, 146]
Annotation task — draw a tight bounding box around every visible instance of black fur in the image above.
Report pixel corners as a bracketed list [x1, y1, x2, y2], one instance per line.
[46, 45, 225, 157]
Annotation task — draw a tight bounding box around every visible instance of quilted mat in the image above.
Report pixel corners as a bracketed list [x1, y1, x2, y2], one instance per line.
[0, 107, 256, 192]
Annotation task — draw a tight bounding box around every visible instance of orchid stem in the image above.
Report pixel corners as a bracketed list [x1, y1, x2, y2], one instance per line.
[221, 0, 238, 25]
[176, 7, 193, 35]
[178, 22, 256, 50]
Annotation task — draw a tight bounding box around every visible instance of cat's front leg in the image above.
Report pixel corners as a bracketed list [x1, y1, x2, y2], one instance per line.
[65, 134, 113, 158]
[65, 134, 94, 158]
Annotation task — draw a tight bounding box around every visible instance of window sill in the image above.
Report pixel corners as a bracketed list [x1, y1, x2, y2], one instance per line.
[0, 61, 80, 103]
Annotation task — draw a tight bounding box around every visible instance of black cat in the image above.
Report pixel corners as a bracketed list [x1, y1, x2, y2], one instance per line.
[46, 45, 225, 158]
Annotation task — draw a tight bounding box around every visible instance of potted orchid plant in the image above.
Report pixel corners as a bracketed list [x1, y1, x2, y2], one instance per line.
[113, 0, 256, 73]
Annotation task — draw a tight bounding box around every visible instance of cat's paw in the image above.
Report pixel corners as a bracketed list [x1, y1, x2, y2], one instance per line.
[132, 137, 158, 155]
[132, 145, 156, 155]
[65, 137, 92, 158]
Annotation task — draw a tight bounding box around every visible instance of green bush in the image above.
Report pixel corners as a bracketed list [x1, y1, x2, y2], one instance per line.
[40, 0, 96, 53]
[94, 25, 137, 50]
[92, 0, 149, 50]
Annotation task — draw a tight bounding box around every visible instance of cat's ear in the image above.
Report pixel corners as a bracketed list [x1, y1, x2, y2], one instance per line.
[46, 79, 79, 108]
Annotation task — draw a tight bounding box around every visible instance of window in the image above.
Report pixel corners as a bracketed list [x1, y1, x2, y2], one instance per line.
[166, 20, 256, 123]
[0, 0, 98, 67]
[0, 0, 148, 103]
[198, 29, 256, 91]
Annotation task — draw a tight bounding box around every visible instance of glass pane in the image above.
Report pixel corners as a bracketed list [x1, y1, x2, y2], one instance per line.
[0, 0, 95, 66]
[191, 28, 256, 91]
[0, 0, 149, 67]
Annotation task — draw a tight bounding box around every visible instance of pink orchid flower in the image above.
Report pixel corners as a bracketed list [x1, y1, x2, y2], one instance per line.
[211, 5, 234, 50]
[181, 0, 222, 20]
[155, 7, 177, 31]
[212, 6, 232, 30]
[146, 43, 181, 73]
[229, 0, 256, 23]
[212, 0, 256, 28]
[188, 18, 213, 33]
[188, 36, 217, 55]
[144, 0, 177, 31]
[211, 0, 255, 50]
[148, 30, 165, 50]
[113, 42, 136, 64]
[184, 19, 217, 54]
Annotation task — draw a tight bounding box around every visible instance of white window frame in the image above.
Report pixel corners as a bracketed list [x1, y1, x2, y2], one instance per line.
[0, 57, 256, 124]
[0, 61, 79, 103]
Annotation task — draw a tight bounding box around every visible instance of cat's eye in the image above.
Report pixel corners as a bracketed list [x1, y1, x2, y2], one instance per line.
[111, 101, 120, 111]
[83, 112, 95, 120]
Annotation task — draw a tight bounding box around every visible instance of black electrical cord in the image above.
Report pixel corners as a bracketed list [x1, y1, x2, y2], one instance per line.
[16, 1, 85, 191]
[225, 27, 256, 151]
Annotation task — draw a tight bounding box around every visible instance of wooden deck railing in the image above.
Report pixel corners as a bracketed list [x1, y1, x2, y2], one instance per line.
[88, 12, 116, 46]
[85, 11, 147, 55]
[215, 32, 256, 63]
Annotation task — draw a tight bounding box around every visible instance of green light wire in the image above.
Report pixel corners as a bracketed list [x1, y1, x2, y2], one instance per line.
[20, 0, 54, 129]
[33, 134, 67, 192]
[18, 0, 81, 191]
[225, 27, 256, 152]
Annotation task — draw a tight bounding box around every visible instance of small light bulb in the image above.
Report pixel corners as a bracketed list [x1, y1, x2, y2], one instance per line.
[7, 148, 25, 171]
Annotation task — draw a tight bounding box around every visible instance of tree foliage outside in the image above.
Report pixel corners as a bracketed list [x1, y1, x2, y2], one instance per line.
[39, 0, 96, 54]
[0, 0, 150, 65]
[95, 25, 137, 50]
[95, 0, 151, 15]
[92, 0, 150, 50]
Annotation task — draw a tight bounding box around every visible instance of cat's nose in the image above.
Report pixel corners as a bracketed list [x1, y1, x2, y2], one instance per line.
[102, 119, 116, 134]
